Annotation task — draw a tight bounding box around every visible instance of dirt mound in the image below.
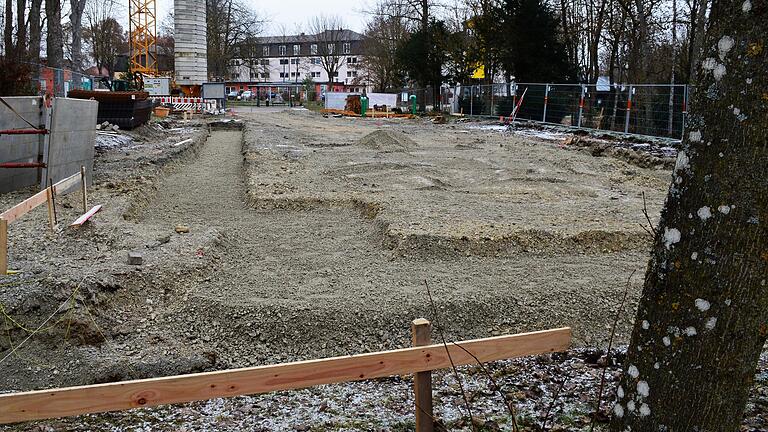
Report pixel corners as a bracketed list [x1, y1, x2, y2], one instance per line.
[356, 129, 418, 152]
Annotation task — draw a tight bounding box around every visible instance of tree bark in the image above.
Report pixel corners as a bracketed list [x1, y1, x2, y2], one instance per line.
[28, 0, 42, 64]
[16, 0, 26, 59]
[69, 0, 86, 71]
[4, 0, 13, 56]
[610, 0, 768, 429]
[45, 0, 63, 94]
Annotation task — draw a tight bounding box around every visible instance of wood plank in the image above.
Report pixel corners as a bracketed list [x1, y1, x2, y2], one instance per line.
[0, 189, 48, 224]
[412, 319, 434, 432]
[0, 173, 82, 224]
[70, 205, 102, 226]
[0, 218, 7, 275]
[0, 328, 571, 424]
[52, 172, 82, 196]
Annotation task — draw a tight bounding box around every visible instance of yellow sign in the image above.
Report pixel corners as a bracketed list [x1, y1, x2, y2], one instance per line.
[471, 63, 485, 79]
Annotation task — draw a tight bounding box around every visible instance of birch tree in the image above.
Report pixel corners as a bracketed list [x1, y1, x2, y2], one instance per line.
[610, 0, 767, 429]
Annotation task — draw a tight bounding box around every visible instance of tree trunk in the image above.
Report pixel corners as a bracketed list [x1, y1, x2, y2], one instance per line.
[16, 0, 26, 59]
[689, 0, 709, 82]
[69, 0, 86, 71]
[610, 0, 767, 429]
[666, 0, 677, 135]
[45, 0, 63, 94]
[28, 0, 42, 64]
[4, 0, 13, 56]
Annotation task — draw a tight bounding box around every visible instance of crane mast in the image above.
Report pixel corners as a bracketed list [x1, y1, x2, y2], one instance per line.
[128, 0, 158, 75]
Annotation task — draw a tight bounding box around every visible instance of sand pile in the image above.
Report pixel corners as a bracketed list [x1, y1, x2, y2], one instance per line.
[356, 130, 418, 152]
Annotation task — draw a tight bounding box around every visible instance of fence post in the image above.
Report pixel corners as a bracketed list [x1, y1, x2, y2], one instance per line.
[624, 85, 633, 134]
[470, 86, 473, 116]
[577, 84, 586, 128]
[681, 85, 689, 140]
[542, 85, 549, 122]
[412, 318, 433, 432]
[0, 218, 7, 275]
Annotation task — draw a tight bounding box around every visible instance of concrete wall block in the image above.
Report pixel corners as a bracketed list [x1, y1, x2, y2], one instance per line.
[0, 96, 44, 193]
[40, 98, 97, 190]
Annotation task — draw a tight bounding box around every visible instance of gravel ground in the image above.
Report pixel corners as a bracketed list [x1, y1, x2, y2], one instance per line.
[0, 110, 764, 430]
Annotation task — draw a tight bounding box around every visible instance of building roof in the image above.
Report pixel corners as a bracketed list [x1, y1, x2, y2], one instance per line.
[256, 29, 363, 45]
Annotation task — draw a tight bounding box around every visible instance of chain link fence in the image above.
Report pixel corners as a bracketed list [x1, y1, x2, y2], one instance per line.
[27, 64, 95, 97]
[399, 83, 689, 139]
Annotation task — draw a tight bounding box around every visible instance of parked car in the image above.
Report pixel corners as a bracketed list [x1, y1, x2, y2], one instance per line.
[227, 90, 238, 100]
[241, 90, 253, 100]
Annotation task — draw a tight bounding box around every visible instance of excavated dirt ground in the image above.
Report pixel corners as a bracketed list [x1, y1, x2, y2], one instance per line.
[1, 110, 764, 430]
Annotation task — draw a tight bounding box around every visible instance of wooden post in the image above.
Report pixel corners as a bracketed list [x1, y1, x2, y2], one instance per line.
[45, 185, 55, 232]
[412, 318, 434, 432]
[0, 218, 7, 275]
[80, 165, 88, 213]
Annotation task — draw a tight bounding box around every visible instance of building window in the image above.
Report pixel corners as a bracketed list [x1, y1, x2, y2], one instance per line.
[333, 71, 339, 77]
[327, 43, 334, 54]
[263, 46, 269, 56]
[279, 45, 286, 56]
[291, 72, 301, 77]
[260, 59, 269, 65]
[261, 73, 269, 78]
[293, 44, 300, 55]
[343, 42, 351, 54]
[310, 44, 317, 55]
[310, 58, 321, 65]
[280, 72, 287, 78]
[311, 71, 321, 78]
[290, 58, 299, 64]
[279, 59, 289, 65]
[347, 57, 357, 64]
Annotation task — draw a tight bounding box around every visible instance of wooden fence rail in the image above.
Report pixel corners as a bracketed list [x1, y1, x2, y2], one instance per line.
[0, 169, 88, 274]
[0, 327, 571, 424]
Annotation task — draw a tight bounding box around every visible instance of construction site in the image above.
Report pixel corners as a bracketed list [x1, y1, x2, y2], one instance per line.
[0, 0, 766, 428]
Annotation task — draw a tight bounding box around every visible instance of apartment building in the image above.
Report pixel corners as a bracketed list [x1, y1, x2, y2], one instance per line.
[226, 29, 368, 97]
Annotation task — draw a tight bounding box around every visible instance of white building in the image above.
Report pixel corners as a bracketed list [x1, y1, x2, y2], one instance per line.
[226, 29, 368, 96]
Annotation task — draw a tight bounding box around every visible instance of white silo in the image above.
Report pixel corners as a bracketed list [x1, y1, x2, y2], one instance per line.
[174, 0, 207, 87]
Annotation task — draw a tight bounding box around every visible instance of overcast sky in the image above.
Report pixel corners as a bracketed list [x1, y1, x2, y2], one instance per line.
[155, 0, 369, 36]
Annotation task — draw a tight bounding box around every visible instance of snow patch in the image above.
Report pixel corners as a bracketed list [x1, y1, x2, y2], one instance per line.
[617, 386, 625, 399]
[627, 400, 636, 412]
[689, 130, 702, 142]
[675, 151, 690, 172]
[697, 206, 712, 221]
[663, 227, 681, 249]
[695, 298, 711, 312]
[718, 36, 736, 60]
[637, 381, 650, 397]
[713, 63, 727, 81]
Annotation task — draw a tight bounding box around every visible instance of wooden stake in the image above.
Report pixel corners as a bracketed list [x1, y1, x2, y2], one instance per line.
[412, 318, 434, 432]
[80, 165, 87, 213]
[45, 184, 55, 232]
[0, 218, 7, 275]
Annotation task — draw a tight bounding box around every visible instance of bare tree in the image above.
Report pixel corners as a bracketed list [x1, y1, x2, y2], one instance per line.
[360, 2, 411, 91]
[69, 0, 87, 70]
[206, 0, 265, 80]
[84, 0, 125, 76]
[610, 0, 767, 428]
[308, 15, 346, 91]
[45, 0, 64, 71]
